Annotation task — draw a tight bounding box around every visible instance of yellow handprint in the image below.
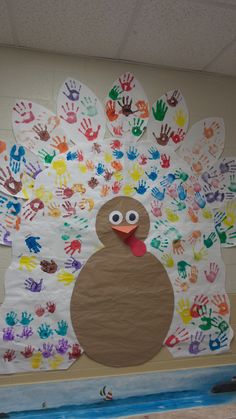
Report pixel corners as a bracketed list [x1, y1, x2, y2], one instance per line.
[78, 163, 87, 174]
[48, 202, 61, 218]
[128, 164, 144, 182]
[31, 352, 42, 369]
[21, 174, 35, 199]
[35, 185, 53, 204]
[104, 152, 113, 163]
[123, 184, 135, 196]
[176, 298, 192, 325]
[224, 201, 236, 227]
[161, 253, 174, 268]
[78, 198, 94, 211]
[193, 247, 208, 262]
[19, 256, 37, 271]
[52, 159, 70, 187]
[202, 208, 213, 219]
[174, 109, 187, 128]
[48, 354, 64, 369]
[165, 208, 179, 222]
[57, 270, 75, 286]
[113, 171, 123, 181]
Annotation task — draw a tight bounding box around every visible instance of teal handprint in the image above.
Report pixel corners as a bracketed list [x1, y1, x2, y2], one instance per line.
[177, 261, 191, 279]
[109, 85, 122, 101]
[228, 174, 236, 193]
[171, 199, 186, 211]
[152, 99, 168, 121]
[55, 320, 68, 336]
[203, 232, 217, 249]
[174, 170, 189, 182]
[37, 323, 53, 339]
[81, 97, 98, 117]
[129, 118, 145, 137]
[5, 311, 18, 326]
[20, 311, 34, 326]
[151, 236, 169, 252]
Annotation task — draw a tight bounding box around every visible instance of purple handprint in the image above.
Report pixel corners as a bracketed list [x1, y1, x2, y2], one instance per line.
[17, 326, 33, 339]
[39, 343, 54, 358]
[63, 80, 81, 101]
[56, 338, 70, 355]
[188, 331, 206, 355]
[3, 327, 15, 341]
[65, 257, 82, 273]
[24, 277, 44, 292]
[24, 161, 43, 180]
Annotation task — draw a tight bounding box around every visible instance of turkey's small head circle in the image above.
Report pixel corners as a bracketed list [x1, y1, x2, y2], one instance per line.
[96, 196, 150, 248]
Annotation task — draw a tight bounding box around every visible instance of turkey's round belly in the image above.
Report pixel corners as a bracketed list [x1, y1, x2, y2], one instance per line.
[70, 249, 174, 367]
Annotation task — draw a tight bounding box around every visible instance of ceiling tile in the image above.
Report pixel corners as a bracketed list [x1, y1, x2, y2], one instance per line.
[205, 40, 236, 76]
[8, 0, 138, 58]
[0, 1, 14, 44]
[119, 0, 236, 70]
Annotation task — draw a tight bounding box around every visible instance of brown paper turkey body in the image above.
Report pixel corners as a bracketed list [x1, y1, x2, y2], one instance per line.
[71, 197, 174, 367]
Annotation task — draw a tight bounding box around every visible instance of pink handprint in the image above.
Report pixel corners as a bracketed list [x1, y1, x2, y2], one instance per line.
[60, 102, 79, 124]
[13, 102, 35, 124]
[62, 201, 77, 217]
[204, 263, 219, 283]
[151, 200, 163, 217]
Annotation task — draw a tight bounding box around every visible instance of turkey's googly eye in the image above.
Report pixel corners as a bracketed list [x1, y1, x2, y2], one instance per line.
[109, 210, 123, 225]
[126, 210, 139, 224]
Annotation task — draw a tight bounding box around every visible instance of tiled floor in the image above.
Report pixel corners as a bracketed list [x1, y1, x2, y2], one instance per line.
[124, 404, 236, 419]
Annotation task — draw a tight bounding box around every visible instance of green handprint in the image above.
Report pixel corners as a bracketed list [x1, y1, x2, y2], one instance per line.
[215, 223, 236, 245]
[109, 85, 122, 101]
[177, 260, 191, 279]
[199, 308, 215, 331]
[5, 311, 18, 326]
[174, 170, 189, 182]
[203, 232, 217, 249]
[151, 236, 169, 252]
[228, 174, 236, 192]
[81, 96, 98, 117]
[215, 318, 229, 334]
[38, 149, 56, 164]
[171, 199, 186, 211]
[152, 99, 168, 121]
[129, 118, 145, 137]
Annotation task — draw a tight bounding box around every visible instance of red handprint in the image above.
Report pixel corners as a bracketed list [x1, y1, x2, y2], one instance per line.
[65, 239, 81, 255]
[35, 305, 45, 317]
[56, 185, 74, 199]
[79, 118, 101, 141]
[13, 101, 35, 124]
[3, 349, 16, 362]
[139, 154, 148, 165]
[190, 295, 209, 318]
[68, 344, 82, 360]
[0, 167, 23, 195]
[171, 128, 185, 144]
[112, 181, 121, 194]
[46, 301, 56, 313]
[165, 327, 189, 348]
[106, 100, 118, 121]
[110, 139, 121, 150]
[160, 154, 170, 168]
[60, 102, 79, 124]
[23, 198, 44, 221]
[21, 345, 34, 358]
[112, 124, 124, 136]
[119, 73, 135, 92]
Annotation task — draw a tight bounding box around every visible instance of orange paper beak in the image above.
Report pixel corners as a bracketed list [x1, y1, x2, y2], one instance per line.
[112, 224, 137, 240]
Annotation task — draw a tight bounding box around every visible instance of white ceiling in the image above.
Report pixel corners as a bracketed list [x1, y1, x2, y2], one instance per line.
[0, 0, 236, 76]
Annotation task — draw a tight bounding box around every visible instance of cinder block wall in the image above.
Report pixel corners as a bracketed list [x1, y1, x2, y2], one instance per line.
[0, 46, 235, 386]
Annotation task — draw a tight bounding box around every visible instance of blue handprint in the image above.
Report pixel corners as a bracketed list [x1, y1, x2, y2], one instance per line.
[66, 151, 78, 161]
[126, 146, 139, 161]
[148, 147, 160, 160]
[19, 311, 34, 326]
[96, 163, 105, 175]
[37, 324, 53, 339]
[25, 236, 41, 253]
[112, 149, 124, 159]
[145, 167, 159, 181]
[5, 311, 18, 326]
[151, 187, 166, 201]
[63, 80, 81, 101]
[10, 145, 26, 174]
[160, 173, 176, 187]
[55, 320, 68, 336]
[177, 184, 187, 201]
[6, 199, 21, 216]
[194, 192, 206, 209]
[0, 194, 8, 211]
[209, 333, 228, 351]
[134, 180, 149, 195]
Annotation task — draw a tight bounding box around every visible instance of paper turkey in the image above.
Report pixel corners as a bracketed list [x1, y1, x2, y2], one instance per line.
[0, 73, 235, 373]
